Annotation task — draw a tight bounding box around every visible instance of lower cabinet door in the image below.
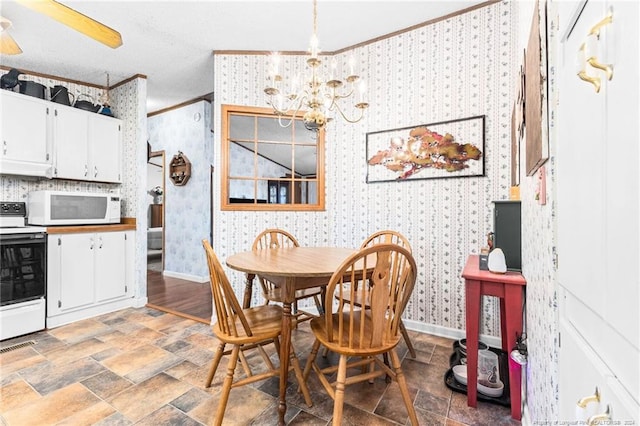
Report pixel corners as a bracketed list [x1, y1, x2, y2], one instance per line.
[58, 233, 95, 313]
[94, 231, 127, 302]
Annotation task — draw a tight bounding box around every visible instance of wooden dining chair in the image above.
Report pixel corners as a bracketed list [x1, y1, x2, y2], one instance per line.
[335, 230, 417, 359]
[252, 228, 324, 322]
[201, 240, 312, 425]
[303, 243, 419, 425]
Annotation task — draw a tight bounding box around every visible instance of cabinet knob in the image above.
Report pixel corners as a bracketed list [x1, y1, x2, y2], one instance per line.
[94, 166, 98, 178]
[577, 387, 600, 408]
[84, 164, 89, 177]
[2, 140, 6, 155]
[587, 405, 610, 426]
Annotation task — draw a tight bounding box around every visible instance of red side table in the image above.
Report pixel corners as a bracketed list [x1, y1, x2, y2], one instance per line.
[462, 255, 526, 420]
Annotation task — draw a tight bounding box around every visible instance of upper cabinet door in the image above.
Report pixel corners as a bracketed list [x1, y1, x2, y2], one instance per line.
[89, 114, 121, 183]
[53, 105, 89, 180]
[0, 91, 49, 164]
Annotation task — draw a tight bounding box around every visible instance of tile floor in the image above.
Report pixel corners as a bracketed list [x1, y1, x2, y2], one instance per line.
[0, 307, 520, 425]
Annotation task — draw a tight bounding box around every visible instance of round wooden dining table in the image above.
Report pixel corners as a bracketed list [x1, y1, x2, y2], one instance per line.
[226, 246, 356, 426]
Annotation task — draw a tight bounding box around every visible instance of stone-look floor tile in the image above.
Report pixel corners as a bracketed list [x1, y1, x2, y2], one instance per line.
[401, 359, 451, 399]
[183, 330, 217, 350]
[21, 357, 105, 395]
[0, 346, 47, 377]
[414, 388, 451, 417]
[142, 313, 193, 331]
[431, 344, 455, 368]
[92, 412, 133, 426]
[135, 404, 202, 426]
[30, 334, 67, 355]
[1, 383, 100, 425]
[170, 387, 212, 413]
[91, 346, 123, 362]
[411, 345, 436, 364]
[81, 370, 133, 400]
[288, 409, 330, 426]
[54, 400, 116, 426]
[447, 392, 520, 426]
[108, 372, 191, 422]
[373, 381, 418, 424]
[165, 360, 201, 380]
[188, 384, 273, 425]
[173, 344, 215, 367]
[101, 344, 177, 379]
[48, 319, 111, 343]
[416, 406, 448, 425]
[446, 418, 469, 426]
[0, 378, 41, 412]
[339, 402, 399, 426]
[249, 401, 302, 425]
[97, 326, 165, 351]
[341, 376, 389, 412]
[44, 337, 111, 365]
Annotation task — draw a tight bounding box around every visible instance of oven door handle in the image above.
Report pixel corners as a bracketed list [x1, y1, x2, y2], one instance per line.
[0, 233, 46, 243]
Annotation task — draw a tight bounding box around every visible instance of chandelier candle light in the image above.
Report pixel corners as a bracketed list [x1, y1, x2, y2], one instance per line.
[264, 0, 369, 131]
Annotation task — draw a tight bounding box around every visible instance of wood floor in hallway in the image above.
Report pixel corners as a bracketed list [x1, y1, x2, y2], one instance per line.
[146, 270, 212, 323]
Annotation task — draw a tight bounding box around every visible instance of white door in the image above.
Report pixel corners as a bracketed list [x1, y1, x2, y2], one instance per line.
[53, 105, 89, 180]
[58, 233, 95, 312]
[94, 231, 127, 302]
[0, 91, 49, 163]
[89, 115, 121, 183]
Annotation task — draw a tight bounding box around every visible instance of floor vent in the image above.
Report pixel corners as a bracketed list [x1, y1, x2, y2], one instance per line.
[0, 340, 36, 354]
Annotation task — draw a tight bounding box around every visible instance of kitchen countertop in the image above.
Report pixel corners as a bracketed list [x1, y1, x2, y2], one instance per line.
[46, 218, 136, 234]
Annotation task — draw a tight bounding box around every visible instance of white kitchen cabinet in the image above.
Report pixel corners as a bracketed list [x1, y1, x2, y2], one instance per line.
[47, 230, 134, 326]
[52, 103, 122, 183]
[53, 104, 89, 181]
[0, 90, 53, 177]
[556, 0, 639, 422]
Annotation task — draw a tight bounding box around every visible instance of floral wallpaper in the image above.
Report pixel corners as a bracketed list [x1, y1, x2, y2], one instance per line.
[148, 101, 213, 281]
[213, 1, 513, 335]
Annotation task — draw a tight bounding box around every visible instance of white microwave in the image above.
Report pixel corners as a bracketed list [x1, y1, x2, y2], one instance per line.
[27, 191, 121, 226]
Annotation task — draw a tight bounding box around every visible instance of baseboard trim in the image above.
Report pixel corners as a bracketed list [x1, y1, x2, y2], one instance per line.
[162, 270, 209, 283]
[402, 319, 502, 348]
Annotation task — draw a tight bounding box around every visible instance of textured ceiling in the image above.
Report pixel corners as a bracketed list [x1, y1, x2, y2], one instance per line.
[0, 1, 489, 113]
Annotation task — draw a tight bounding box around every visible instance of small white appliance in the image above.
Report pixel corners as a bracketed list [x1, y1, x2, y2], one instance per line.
[27, 190, 121, 226]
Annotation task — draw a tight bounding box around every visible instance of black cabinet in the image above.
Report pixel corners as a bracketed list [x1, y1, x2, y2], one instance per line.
[493, 200, 521, 271]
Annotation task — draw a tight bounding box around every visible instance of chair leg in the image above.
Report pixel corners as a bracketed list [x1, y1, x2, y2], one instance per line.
[389, 349, 419, 426]
[205, 342, 226, 387]
[400, 320, 417, 359]
[213, 345, 240, 426]
[332, 354, 348, 426]
[313, 293, 324, 315]
[303, 339, 321, 382]
[290, 344, 313, 407]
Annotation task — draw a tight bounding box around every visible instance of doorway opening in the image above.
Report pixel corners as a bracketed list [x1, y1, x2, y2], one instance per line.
[147, 148, 164, 273]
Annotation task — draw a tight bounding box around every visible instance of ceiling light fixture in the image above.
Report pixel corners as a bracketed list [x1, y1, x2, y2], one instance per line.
[263, 0, 369, 132]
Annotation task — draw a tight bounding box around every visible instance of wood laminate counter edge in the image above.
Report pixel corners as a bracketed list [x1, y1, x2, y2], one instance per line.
[46, 220, 136, 234]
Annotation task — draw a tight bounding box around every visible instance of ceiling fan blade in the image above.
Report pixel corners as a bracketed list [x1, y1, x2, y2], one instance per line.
[0, 32, 23, 55]
[15, 0, 122, 48]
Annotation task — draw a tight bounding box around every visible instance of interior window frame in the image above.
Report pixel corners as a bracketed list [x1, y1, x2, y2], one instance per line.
[220, 104, 325, 211]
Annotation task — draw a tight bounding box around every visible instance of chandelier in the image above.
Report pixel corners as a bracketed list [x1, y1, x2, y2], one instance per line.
[263, 0, 369, 131]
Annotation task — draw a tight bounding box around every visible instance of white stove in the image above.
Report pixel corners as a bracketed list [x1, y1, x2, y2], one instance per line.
[0, 201, 47, 341]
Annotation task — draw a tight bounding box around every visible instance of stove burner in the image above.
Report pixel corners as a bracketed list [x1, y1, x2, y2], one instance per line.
[0, 202, 27, 228]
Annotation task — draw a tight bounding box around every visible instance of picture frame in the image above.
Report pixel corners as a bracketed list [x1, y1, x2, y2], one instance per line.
[366, 115, 485, 183]
[524, 0, 550, 176]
